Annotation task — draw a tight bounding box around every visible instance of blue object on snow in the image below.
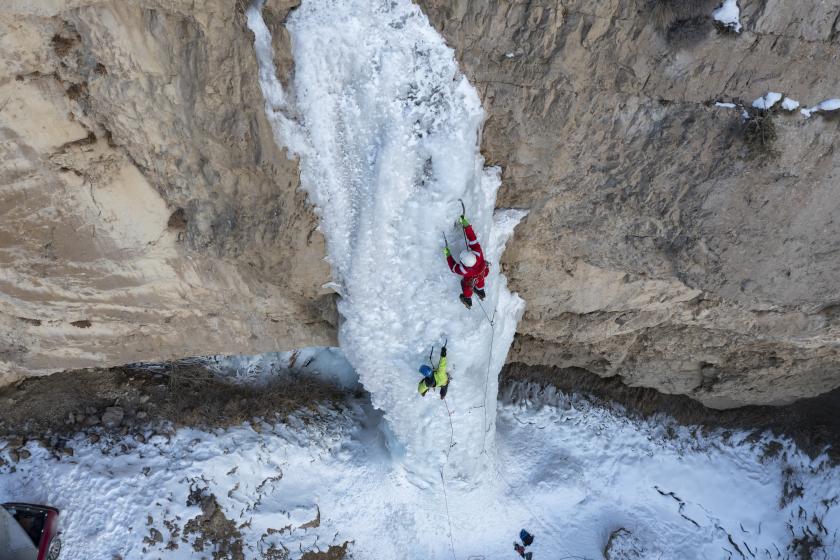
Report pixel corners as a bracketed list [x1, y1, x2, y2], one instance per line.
[419, 365, 432, 376]
[520, 529, 534, 546]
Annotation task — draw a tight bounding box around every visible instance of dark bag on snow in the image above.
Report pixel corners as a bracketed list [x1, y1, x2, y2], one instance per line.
[520, 529, 534, 546]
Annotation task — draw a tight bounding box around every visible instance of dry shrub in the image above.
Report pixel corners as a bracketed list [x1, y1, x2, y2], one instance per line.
[65, 81, 88, 101]
[183, 490, 244, 560]
[301, 543, 350, 560]
[743, 108, 778, 157]
[163, 363, 345, 429]
[50, 33, 78, 57]
[791, 532, 824, 560]
[780, 466, 805, 508]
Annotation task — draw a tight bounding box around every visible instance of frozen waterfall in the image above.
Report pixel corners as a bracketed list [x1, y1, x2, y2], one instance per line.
[246, 0, 525, 484]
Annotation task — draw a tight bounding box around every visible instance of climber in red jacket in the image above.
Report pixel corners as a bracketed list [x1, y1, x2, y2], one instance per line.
[444, 214, 488, 309]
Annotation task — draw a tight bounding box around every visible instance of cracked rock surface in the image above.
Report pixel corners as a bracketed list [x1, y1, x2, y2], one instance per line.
[0, 0, 334, 384]
[417, 0, 840, 407]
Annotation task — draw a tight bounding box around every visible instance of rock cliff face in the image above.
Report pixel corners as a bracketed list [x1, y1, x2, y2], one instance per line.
[0, 0, 333, 385]
[416, 0, 840, 407]
[3, 0, 840, 409]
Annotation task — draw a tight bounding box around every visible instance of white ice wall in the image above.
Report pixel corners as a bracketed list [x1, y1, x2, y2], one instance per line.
[247, 0, 524, 484]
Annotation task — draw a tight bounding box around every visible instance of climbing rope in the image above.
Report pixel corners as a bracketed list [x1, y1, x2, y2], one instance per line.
[439, 397, 458, 560]
[442, 398, 456, 460]
[475, 301, 497, 453]
[438, 297, 592, 560]
[475, 297, 494, 327]
[492, 459, 562, 554]
[436, 215, 594, 559]
[439, 467, 457, 560]
[436, 294, 500, 560]
[439, 201, 582, 558]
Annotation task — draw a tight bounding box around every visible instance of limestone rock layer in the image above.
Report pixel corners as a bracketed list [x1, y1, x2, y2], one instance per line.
[0, 0, 333, 385]
[416, 0, 840, 407]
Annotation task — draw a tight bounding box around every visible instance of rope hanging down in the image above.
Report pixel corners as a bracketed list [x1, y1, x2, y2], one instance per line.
[438, 199, 567, 560]
[439, 397, 457, 560]
[437, 207, 594, 559]
[437, 298, 495, 560]
[475, 296, 494, 327]
[439, 468, 457, 560]
[475, 300, 496, 454]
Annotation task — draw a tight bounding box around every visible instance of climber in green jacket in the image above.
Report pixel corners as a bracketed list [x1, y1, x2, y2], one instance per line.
[418, 344, 449, 399]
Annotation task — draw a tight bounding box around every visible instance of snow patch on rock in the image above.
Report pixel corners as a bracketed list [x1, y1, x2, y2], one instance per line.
[781, 97, 800, 111]
[801, 98, 840, 118]
[713, 0, 742, 33]
[752, 91, 782, 110]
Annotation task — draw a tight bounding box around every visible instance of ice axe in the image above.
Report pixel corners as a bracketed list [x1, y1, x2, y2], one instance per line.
[457, 198, 469, 245]
[428, 337, 448, 368]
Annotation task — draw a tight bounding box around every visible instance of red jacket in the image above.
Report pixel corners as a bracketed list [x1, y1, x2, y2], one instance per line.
[446, 225, 488, 279]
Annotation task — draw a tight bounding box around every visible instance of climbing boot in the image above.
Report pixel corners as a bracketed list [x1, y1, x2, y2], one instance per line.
[459, 294, 472, 309]
[474, 288, 486, 300]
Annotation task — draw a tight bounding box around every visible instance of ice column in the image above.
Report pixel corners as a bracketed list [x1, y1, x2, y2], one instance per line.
[247, 0, 524, 484]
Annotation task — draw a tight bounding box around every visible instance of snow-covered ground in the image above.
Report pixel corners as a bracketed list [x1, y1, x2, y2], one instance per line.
[247, 0, 524, 483]
[2, 382, 838, 559]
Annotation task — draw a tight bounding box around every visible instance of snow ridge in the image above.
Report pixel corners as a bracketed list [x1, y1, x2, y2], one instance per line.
[247, 0, 524, 483]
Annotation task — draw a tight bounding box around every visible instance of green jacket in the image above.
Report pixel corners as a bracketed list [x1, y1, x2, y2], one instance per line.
[418, 356, 448, 396]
